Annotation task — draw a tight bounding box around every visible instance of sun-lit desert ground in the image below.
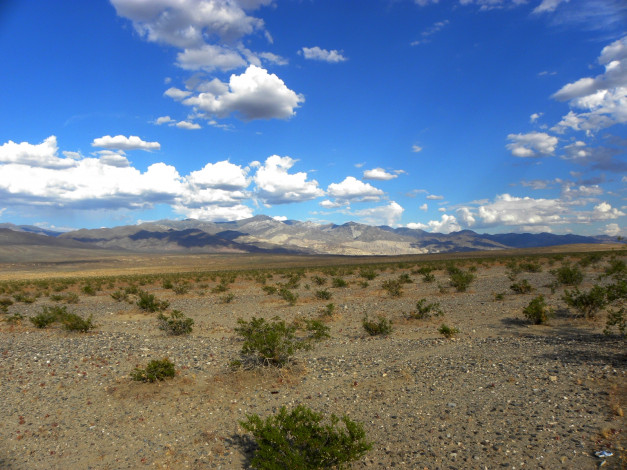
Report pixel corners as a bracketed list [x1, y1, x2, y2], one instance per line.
[0, 246, 625, 469]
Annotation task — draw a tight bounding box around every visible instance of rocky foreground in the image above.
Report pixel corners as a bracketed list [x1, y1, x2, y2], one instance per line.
[0, 256, 625, 469]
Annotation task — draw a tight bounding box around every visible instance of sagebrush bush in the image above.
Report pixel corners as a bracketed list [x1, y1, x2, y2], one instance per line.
[311, 275, 327, 286]
[61, 312, 95, 332]
[136, 291, 170, 312]
[552, 264, 584, 286]
[321, 303, 335, 316]
[407, 298, 443, 319]
[523, 295, 552, 324]
[157, 310, 194, 335]
[604, 307, 625, 337]
[30, 305, 65, 328]
[234, 316, 322, 367]
[0, 297, 14, 313]
[314, 289, 332, 300]
[240, 405, 372, 470]
[279, 288, 298, 306]
[332, 277, 348, 288]
[510, 279, 533, 294]
[362, 315, 392, 336]
[381, 279, 403, 297]
[447, 266, 475, 292]
[131, 358, 176, 382]
[562, 285, 607, 318]
[359, 268, 377, 280]
[438, 323, 459, 338]
[262, 285, 277, 295]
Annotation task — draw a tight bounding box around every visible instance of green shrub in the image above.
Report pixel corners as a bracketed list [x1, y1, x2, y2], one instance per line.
[131, 358, 176, 382]
[211, 283, 229, 293]
[311, 275, 327, 286]
[314, 289, 332, 300]
[162, 279, 174, 289]
[422, 273, 436, 283]
[398, 273, 412, 284]
[157, 310, 194, 335]
[221, 293, 236, 304]
[303, 319, 331, 341]
[381, 279, 403, 297]
[449, 269, 475, 292]
[13, 292, 36, 304]
[262, 285, 278, 295]
[240, 405, 372, 470]
[61, 312, 95, 332]
[510, 279, 533, 294]
[321, 303, 335, 317]
[362, 316, 392, 336]
[30, 305, 65, 328]
[5, 313, 24, 324]
[493, 292, 505, 301]
[0, 297, 13, 313]
[359, 268, 377, 280]
[279, 288, 298, 306]
[438, 323, 459, 338]
[81, 284, 97, 296]
[234, 317, 301, 367]
[577, 253, 603, 268]
[332, 277, 348, 288]
[562, 285, 607, 318]
[604, 307, 625, 337]
[605, 280, 626, 303]
[172, 283, 190, 295]
[519, 261, 542, 273]
[603, 258, 626, 280]
[111, 290, 129, 302]
[523, 295, 552, 324]
[136, 291, 169, 312]
[408, 298, 443, 319]
[552, 264, 584, 286]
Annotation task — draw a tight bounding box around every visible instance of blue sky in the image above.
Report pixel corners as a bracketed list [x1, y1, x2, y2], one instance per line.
[0, 0, 625, 235]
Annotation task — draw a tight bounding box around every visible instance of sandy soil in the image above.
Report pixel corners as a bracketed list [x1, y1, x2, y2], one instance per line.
[0, 252, 625, 469]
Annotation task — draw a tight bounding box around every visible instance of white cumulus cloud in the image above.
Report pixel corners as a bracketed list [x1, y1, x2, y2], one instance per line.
[354, 201, 404, 227]
[0, 136, 75, 169]
[300, 47, 347, 63]
[253, 155, 324, 205]
[91, 135, 161, 151]
[327, 177, 384, 204]
[362, 168, 398, 181]
[506, 132, 558, 157]
[182, 65, 304, 121]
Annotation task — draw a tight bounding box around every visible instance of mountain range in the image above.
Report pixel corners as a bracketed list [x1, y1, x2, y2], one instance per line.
[0, 216, 621, 257]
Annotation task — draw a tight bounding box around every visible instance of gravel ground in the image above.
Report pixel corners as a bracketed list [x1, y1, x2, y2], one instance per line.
[0, 257, 625, 469]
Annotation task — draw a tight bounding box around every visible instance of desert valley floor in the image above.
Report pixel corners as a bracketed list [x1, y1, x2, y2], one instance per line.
[0, 247, 625, 469]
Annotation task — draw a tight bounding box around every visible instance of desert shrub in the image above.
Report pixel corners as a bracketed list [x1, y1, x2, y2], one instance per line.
[398, 273, 412, 284]
[13, 292, 36, 304]
[157, 310, 194, 335]
[604, 308, 625, 337]
[279, 288, 298, 306]
[519, 261, 542, 273]
[523, 295, 552, 324]
[362, 316, 392, 336]
[262, 285, 278, 295]
[5, 313, 24, 324]
[422, 272, 436, 283]
[493, 292, 505, 301]
[211, 283, 229, 293]
[235, 317, 295, 366]
[562, 285, 607, 318]
[110, 290, 129, 302]
[221, 293, 235, 303]
[162, 279, 174, 289]
[603, 258, 626, 280]
[578, 253, 603, 268]
[359, 268, 377, 280]
[303, 319, 331, 341]
[438, 323, 459, 338]
[131, 358, 176, 382]
[172, 283, 190, 295]
[552, 264, 584, 287]
[510, 279, 533, 294]
[311, 275, 327, 286]
[321, 303, 335, 317]
[136, 291, 169, 312]
[359, 280, 369, 288]
[81, 284, 97, 296]
[60, 312, 95, 332]
[50, 292, 79, 304]
[314, 289, 332, 300]
[449, 269, 475, 292]
[381, 279, 403, 297]
[408, 298, 443, 320]
[605, 280, 627, 303]
[240, 405, 372, 470]
[30, 305, 66, 328]
[332, 277, 348, 288]
[0, 297, 13, 313]
[124, 285, 140, 295]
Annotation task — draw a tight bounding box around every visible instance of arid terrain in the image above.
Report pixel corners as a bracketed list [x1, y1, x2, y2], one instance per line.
[0, 246, 625, 469]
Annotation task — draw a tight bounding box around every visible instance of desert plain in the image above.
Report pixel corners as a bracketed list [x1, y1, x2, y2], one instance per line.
[0, 245, 625, 469]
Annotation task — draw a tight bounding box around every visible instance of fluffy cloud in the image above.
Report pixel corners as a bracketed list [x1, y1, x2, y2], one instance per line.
[506, 132, 558, 157]
[426, 194, 444, 200]
[591, 202, 625, 220]
[603, 223, 623, 236]
[175, 121, 202, 130]
[176, 44, 247, 72]
[187, 160, 250, 190]
[561, 141, 627, 172]
[91, 135, 160, 151]
[300, 47, 347, 63]
[362, 168, 398, 181]
[407, 214, 461, 234]
[174, 203, 253, 221]
[181, 65, 304, 120]
[354, 201, 404, 227]
[254, 155, 324, 205]
[530, 112, 543, 123]
[110, 0, 267, 48]
[155, 116, 175, 125]
[551, 36, 627, 134]
[164, 87, 192, 100]
[326, 177, 384, 204]
[0, 136, 75, 169]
